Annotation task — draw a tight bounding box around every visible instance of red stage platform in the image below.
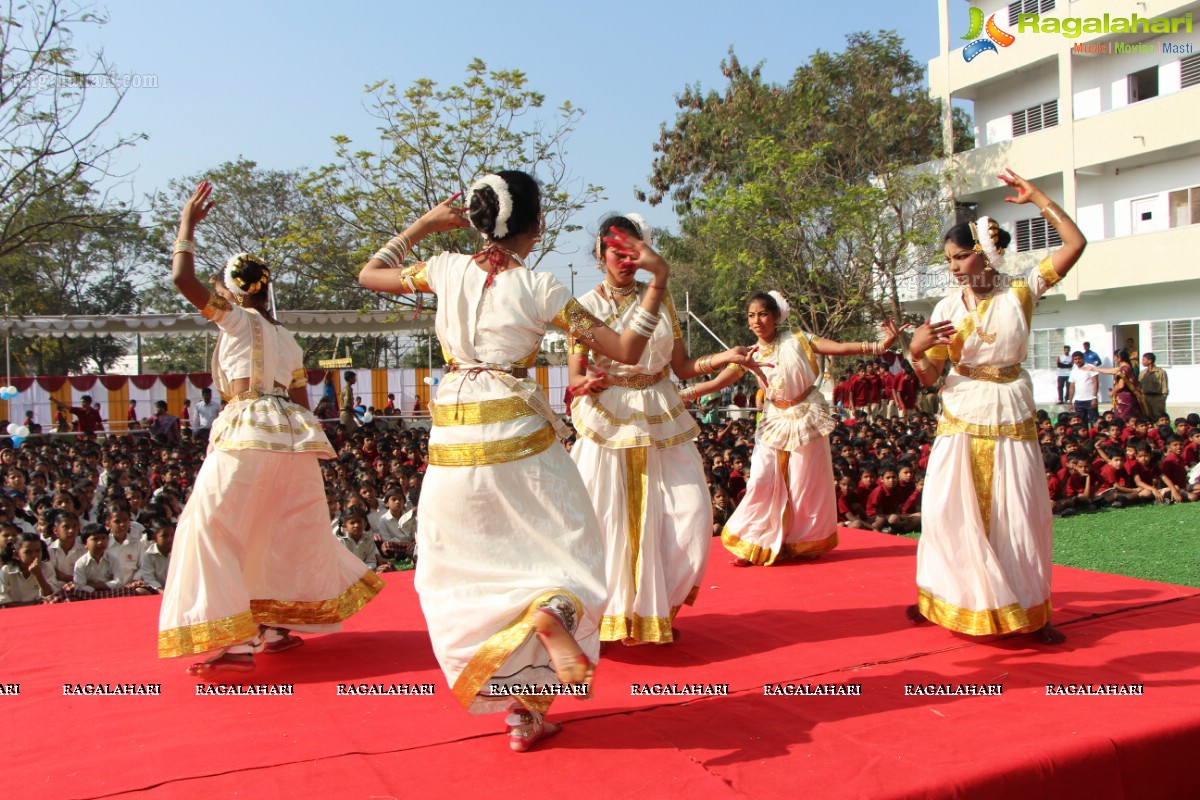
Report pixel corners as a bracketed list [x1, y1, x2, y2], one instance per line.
[4, 529, 1199, 800]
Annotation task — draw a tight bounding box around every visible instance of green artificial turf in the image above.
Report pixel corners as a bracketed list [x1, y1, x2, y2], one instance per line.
[902, 503, 1200, 587]
[1051, 502, 1200, 588]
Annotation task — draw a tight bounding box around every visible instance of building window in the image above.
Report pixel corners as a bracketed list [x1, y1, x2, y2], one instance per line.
[1014, 217, 1064, 252]
[1150, 319, 1200, 367]
[1024, 328, 1066, 370]
[1011, 100, 1058, 137]
[1169, 187, 1200, 228]
[1008, 0, 1055, 27]
[1183, 54, 1200, 89]
[1128, 66, 1159, 103]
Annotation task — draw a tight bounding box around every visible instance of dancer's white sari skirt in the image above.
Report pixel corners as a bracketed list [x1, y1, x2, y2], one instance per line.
[158, 449, 384, 658]
[415, 444, 606, 716]
[572, 438, 710, 644]
[721, 436, 838, 565]
[916, 433, 1053, 635]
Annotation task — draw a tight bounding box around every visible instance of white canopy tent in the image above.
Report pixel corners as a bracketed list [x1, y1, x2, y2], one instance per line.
[0, 309, 435, 340]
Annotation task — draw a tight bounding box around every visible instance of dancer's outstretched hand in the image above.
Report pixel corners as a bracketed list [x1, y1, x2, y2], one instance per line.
[602, 226, 669, 282]
[878, 318, 912, 352]
[909, 320, 956, 355]
[180, 181, 215, 230]
[417, 193, 471, 233]
[998, 168, 1045, 206]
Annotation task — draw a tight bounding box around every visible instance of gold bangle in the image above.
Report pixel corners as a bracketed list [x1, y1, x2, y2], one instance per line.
[1040, 202, 1068, 230]
[172, 239, 195, 255]
[697, 354, 715, 374]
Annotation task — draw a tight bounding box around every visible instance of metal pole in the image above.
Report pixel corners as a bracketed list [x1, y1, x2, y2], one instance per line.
[685, 292, 692, 353]
[569, 262, 575, 295]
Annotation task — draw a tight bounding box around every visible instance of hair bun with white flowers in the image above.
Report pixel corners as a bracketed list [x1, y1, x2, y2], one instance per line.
[224, 253, 270, 297]
[466, 174, 514, 240]
[768, 290, 791, 322]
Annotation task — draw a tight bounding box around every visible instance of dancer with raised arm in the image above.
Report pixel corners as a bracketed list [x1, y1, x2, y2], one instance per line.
[569, 213, 756, 645]
[359, 172, 671, 751]
[907, 169, 1086, 643]
[684, 291, 902, 565]
[160, 182, 384, 677]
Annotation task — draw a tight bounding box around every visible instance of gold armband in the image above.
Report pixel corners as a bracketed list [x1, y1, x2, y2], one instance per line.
[201, 295, 232, 323]
[551, 298, 601, 342]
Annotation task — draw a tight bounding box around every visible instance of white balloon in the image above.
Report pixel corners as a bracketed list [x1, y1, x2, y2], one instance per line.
[5, 423, 17, 435]
[5, 386, 15, 395]
[423, 377, 433, 385]
[15, 426, 29, 437]
[362, 412, 374, 424]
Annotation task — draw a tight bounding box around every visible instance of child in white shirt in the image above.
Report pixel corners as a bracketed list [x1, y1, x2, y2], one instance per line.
[134, 519, 174, 593]
[104, 500, 146, 584]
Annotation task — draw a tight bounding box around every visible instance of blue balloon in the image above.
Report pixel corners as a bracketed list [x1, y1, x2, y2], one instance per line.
[0, 389, 11, 399]
[11, 436, 25, 447]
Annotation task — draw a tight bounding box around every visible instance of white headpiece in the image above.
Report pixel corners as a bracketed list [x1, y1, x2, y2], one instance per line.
[466, 174, 514, 240]
[623, 212, 653, 248]
[768, 290, 791, 322]
[970, 216, 1006, 272]
[594, 212, 654, 259]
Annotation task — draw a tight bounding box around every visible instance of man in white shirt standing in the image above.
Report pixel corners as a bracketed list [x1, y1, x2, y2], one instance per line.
[192, 387, 221, 444]
[1066, 351, 1100, 427]
[1056, 345, 1073, 405]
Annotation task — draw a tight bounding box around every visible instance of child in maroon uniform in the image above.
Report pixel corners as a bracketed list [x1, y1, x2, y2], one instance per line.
[1128, 445, 1165, 503]
[1159, 436, 1196, 503]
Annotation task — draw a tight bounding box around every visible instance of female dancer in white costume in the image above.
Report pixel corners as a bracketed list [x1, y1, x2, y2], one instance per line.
[160, 182, 384, 676]
[359, 171, 671, 751]
[569, 213, 756, 645]
[906, 169, 1085, 643]
[684, 291, 901, 566]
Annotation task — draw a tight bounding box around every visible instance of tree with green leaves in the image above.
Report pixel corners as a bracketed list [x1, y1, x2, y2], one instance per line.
[643, 33, 973, 347]
[2, 179, 150, 374]
[299, 59, 602, 308]
[0, 0, 144, 262]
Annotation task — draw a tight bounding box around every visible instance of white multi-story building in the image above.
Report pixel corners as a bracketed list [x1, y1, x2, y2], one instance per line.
[908, 0, 1200, 414]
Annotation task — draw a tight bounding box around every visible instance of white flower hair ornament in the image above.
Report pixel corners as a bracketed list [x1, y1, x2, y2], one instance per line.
[466, 174, 514, 240]
[622, 212, 654, 249]
[969, 216, 1006, 272]
[768, 290, 791, 322]
[224, 253, 270, 297]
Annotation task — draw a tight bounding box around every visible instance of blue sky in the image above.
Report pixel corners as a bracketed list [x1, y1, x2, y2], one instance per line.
[71, 0, 960, 294]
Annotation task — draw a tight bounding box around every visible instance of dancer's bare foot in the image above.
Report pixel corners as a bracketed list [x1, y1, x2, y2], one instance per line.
[730, 557, 753, 567]
[506, 707, 562, 753]
[534, 608, 594, 693]
[1033, 623, 1066, 644]
[186, 652, 255, 677]
[905, 604, 930, 625]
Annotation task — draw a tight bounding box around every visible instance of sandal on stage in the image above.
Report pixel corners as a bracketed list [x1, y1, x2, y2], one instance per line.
[534, 608, 594, 696]
[186, 651, 255, 677]
[262, 628, 304, 655]
[505, 707, 562, 753]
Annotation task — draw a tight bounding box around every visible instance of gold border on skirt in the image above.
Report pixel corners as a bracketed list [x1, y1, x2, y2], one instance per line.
[157, 571, 384, 658]
[917, 587, 1051, 636]
[721, 527, 839, 566]
[451, 589, 583, 715]
[430, 396, 536, 427]
[427, 425, 556, 467]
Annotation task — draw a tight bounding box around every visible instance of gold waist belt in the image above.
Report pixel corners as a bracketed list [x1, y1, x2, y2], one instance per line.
[771, 386, 819, 410]
[230, 389, 288, 402]
[954, 363, 1021, 383]
[606, 369, 668, 390]
[447, 364, 529, 379]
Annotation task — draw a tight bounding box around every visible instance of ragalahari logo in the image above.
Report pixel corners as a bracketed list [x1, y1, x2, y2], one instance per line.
[962, 6, 1016, 62]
